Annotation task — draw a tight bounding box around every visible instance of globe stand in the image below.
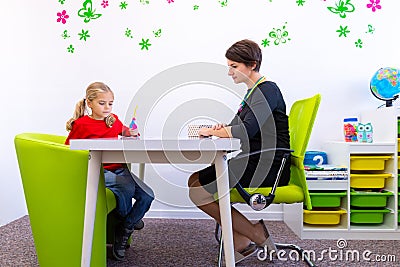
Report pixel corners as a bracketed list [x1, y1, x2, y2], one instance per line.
[386, 95, 399, 107]
[371, 90, 399, 107]
[383, 95, 398, 107]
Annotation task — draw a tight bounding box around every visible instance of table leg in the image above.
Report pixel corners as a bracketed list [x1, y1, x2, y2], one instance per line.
[214, 152, 235, 267]
[81, 151, 102, 267]
[138, 163, 145, 180]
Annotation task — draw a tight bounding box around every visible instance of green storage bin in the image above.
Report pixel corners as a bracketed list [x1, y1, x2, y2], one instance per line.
[398, 119, 400, 136]
[309, 191, 346, 207]
[350, 208, 390, 224]
[398, 174, 400, 188]
[350, 189, 393, 208]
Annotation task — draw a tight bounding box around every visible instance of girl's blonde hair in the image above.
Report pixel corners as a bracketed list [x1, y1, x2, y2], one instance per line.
[66, 82, 116, 131]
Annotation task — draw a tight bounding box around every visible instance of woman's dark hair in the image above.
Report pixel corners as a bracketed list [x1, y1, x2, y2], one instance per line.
[225, 39, 262, 72]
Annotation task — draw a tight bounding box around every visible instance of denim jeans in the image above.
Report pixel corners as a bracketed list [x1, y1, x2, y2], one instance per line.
[104, 168, 154, 229]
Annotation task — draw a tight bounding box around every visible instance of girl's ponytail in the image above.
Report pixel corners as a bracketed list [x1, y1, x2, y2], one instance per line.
[66, 98, 86, 131]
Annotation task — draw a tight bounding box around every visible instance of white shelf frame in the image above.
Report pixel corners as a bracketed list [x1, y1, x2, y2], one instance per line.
[283, 107, 400, 240]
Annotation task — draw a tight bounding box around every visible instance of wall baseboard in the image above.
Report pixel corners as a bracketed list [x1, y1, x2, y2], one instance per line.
[145, 209, 283, 221]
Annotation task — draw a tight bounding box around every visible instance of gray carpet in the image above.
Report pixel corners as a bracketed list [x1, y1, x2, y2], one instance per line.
[0, 216, 399, 267]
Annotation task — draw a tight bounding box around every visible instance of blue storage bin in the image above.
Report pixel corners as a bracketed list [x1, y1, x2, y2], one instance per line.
[304, 151, 328, 165]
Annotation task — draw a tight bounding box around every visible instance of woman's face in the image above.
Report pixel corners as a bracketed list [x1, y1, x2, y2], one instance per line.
[227, 59, 253, 84]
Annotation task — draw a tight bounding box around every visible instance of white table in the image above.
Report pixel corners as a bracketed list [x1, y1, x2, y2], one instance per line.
[70, 138, 241, 267]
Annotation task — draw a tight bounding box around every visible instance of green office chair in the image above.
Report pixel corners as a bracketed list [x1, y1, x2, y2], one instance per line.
[14, 133, 117, 267]
[216, 94, 321, 266]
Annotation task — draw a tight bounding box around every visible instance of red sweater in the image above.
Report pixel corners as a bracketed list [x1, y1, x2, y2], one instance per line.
[65, 114, 132, 171]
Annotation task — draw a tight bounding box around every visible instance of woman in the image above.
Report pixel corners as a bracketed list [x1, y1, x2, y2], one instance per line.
[187, 39, 291, 263]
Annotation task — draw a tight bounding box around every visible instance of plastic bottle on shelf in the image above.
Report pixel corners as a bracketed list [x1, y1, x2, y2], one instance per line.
[343, 117, 358, 142]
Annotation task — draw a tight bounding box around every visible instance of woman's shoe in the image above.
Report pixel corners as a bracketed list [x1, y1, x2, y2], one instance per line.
[234, 243, 258, 264]
[219, 243, 258, 266]
[256, 219, 277, 253]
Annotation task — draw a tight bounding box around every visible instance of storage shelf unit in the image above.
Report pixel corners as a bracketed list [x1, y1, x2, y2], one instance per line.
[306, 180, 347, 191]
[283, 107, 400, 239]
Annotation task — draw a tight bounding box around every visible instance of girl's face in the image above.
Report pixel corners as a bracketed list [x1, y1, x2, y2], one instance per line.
[87, 91, 114, 120]
[227, 59, 254, 84]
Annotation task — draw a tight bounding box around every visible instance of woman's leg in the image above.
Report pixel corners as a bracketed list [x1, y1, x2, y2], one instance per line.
[188, 172, 267, 251]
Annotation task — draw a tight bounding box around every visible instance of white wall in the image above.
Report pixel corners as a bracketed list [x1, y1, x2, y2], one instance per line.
[1, 1, 399, 226]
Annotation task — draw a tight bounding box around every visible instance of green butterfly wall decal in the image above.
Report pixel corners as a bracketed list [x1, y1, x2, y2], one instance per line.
[327, 0, 355, 19]
[78, 0, 102, 23]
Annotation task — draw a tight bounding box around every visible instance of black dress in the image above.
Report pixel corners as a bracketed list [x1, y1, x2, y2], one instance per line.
[198, 81, 291, 194]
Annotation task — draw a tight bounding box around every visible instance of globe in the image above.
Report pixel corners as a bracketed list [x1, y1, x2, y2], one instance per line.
[370, 67, 400, 107]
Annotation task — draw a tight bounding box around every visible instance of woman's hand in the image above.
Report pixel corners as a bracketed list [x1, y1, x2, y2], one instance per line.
[212, 123, 227, 130]
[198, 123, 229, 137]
[198, 127, 212, 137]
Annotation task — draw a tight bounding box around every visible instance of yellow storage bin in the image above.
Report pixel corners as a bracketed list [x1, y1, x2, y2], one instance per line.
[350, 173, 391, 188]
[303, 208, 347, 225]
[350, 155, 391, 171]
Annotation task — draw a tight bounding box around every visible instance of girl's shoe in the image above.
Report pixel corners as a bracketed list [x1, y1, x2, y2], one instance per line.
[113, 225, 134, 261]
[133, 219, 144, 230]
[256, 219, 277, 253]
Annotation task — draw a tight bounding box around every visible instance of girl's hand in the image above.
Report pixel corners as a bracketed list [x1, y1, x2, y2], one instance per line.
[129, 128, 140, 137]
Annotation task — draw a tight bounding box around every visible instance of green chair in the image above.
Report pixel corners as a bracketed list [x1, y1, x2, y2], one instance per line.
[14, 133, 117, 267]
[216, 94, 321, 266]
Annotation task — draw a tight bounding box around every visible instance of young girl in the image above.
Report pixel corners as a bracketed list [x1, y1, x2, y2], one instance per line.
[65, 81, 154, 261]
